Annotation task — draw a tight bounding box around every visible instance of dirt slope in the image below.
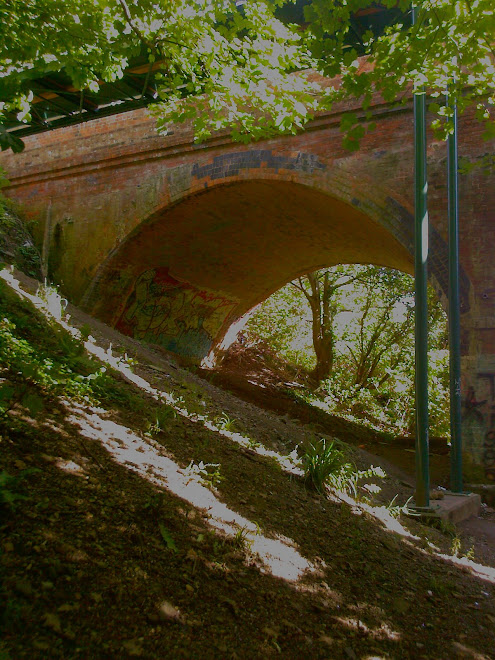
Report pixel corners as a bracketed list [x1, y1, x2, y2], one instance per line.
[1, 270, 495, 660]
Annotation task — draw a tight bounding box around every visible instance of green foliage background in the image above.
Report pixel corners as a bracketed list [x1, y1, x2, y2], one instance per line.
[245, 265, 449, 438]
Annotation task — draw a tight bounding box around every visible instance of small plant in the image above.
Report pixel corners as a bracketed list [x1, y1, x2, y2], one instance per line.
[215, 412, 236, 432]
[146, 404, 176, 436]
[430, 518, 457, 538]
[464, 544, 475, 561]
[185, 460, 223, 490]
[451, 535, 462, 557]
[169, 393, 185, 408]
[159, 523, 177, 553]
[301, 439, 384, 496]
[385, 495, 415, 519]
[117, 352, 139, 372]
[384, 494, 401, 517]
[450, 535, 475, 561]
[232, 526, 252, 550]
[247, 436, 261, 450]
[301, 439, 347, 494]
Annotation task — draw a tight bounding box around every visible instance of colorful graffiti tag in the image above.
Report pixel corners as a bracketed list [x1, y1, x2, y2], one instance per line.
[116, 268, 238, 358]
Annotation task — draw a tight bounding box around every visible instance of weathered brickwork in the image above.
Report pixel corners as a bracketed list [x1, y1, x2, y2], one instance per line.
[1, 97, 494, 480]
[191, 150, 326, 181]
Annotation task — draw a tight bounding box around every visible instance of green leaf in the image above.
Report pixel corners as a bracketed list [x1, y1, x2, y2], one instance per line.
[1, 0, 494, 149]
[0, 385, 15, 402]
[21, 392, 44, 417]
[349, 124, 365, 141]
[343, 48, 358, 67]
[342, 136, 361, 152]
[20, 363, 38, 379]
[159, 523, 177, 553]
[482, 120, 495, 141]
[0, 126, 25, 153]
[339, 112, 358, 133]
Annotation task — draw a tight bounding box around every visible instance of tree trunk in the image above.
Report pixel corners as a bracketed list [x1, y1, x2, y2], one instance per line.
[312, 340, 333, 382]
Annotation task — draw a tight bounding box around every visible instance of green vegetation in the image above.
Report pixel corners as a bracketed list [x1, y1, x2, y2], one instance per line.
[145, 403, 177, 436]
[0, 241, 493, 660]
[301, 438, 347, 494]
[214, 412, 236, 432]
[185, 460, 223, 490]
[0, 171, 41, 278]
[245, 264, 449, 438]
[301, 437, 384, 497]
[0, 276, 153, 429]
[1, 1, 494, 152]
[231, 525, 253, 551]
[159, 522, 178, 553]
[0, 281, 106, 420]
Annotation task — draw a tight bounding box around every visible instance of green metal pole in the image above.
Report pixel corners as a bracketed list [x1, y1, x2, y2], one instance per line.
[412, 3, 430, 509]
[447, 84, 463, 492]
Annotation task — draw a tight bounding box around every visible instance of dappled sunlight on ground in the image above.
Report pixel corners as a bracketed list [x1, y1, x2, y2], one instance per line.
[4, 267, 495, 590]
[333, 616, 401, 642]
[332, 490, 495, 586]
[54, 458, 86, 477]
[436, 552, 495, 586]
[3, 268, 495, 658]
[0, 268, 300, 471]
[84, 342, 303, 474]
[67, 402, 314, 582]
[327, 476, 420, 540]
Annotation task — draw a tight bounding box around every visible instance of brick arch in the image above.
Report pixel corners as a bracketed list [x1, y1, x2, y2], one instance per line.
[85, 148, 469, 321]
[81, 168, 467, 361]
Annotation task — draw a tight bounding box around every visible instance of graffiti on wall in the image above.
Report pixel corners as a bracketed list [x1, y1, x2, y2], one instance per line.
[116, 268, 238, 358]
[463, 379, 495, 481]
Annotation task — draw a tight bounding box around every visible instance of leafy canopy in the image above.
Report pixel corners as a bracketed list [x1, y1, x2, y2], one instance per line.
[0, 0, 317, 150]
[0, 0, 494, 152]
[304, 0, 495, 144]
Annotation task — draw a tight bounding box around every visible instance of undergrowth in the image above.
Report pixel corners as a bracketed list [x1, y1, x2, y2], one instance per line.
[301, 437, 384, 497]
[0, 281, 109, 420]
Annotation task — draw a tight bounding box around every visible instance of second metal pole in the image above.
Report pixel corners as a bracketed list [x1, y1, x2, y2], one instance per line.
[447, 85, 463, 493]
[412, 4, 430, 509]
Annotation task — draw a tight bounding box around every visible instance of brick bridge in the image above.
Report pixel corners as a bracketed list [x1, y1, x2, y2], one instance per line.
[1, 97, 494, 481]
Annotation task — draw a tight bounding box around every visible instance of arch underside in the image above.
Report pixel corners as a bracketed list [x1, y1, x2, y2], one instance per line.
[87, 180, 416, 360]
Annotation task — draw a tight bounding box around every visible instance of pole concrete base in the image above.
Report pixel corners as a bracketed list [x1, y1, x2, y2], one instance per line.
[409, 492, 481, 524]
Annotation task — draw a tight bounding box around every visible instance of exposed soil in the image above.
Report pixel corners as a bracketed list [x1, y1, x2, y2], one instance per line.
[1, 270, 495, 660]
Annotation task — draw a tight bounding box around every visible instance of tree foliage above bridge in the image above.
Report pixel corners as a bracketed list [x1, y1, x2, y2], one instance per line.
[0, 0, 494, 152]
